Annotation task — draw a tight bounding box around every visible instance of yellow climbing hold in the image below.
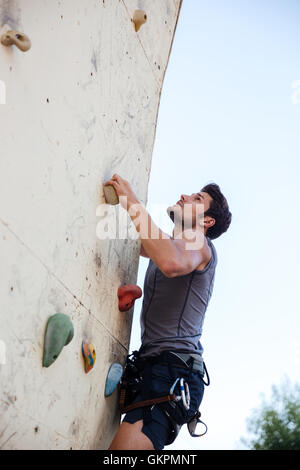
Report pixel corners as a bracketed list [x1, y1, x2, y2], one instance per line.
[82, 338, 96, 373]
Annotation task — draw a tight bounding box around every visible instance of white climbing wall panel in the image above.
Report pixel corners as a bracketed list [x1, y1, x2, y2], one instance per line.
[0, 0, 182, 449]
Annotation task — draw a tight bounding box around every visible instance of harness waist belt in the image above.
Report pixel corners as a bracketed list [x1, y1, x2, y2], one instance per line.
[169, 352, 204, 374]
[152, 351, 204, 375]
[137, 349, 205, 375]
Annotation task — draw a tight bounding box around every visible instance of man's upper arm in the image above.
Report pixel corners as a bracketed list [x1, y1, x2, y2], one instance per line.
[140, 244, 150, 258]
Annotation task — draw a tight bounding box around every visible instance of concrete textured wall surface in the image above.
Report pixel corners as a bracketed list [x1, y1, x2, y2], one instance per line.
[0, 0, 182, 450]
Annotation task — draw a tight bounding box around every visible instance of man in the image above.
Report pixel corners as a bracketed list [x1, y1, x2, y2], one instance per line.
[105, 174, 232, 450]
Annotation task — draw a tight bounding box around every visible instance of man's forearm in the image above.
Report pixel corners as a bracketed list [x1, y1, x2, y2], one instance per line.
[128, 199, 178, 273]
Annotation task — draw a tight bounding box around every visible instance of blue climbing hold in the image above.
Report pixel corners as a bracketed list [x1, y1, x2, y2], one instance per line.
[104, 363, 123, 397]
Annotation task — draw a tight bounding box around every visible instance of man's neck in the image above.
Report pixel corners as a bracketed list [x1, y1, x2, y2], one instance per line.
[172, 224, 206, 241]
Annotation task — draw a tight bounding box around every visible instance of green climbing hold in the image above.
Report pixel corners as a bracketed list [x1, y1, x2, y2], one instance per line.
[42, 313, 74, 367]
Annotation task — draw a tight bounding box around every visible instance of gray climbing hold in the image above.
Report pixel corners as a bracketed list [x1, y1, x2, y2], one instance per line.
[104, 363, 123, 397]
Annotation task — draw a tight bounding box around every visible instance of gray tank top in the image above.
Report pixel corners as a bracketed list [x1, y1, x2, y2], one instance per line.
[139, 236, 218, 361]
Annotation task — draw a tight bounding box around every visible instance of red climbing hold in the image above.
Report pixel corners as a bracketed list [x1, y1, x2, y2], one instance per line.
[118, 284, 142, 312]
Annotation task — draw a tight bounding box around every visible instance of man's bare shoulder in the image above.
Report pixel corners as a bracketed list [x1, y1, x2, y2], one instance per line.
[195, 240, 212, 271]
[177, 231, 212, 271]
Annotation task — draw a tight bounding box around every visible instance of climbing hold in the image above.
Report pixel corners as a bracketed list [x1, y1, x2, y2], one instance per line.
[118, 284, 142, 312]
[133, 10, 147, 32]
[1, 30, 31, 52]
[81, 338, 96, 373]
[42, 314, 74, 367]
[103, 184, 119, 205]
[104, 363, 123, 397]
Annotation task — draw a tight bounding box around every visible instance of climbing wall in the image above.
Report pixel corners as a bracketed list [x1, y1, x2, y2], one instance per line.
[0, 0, 182, 449]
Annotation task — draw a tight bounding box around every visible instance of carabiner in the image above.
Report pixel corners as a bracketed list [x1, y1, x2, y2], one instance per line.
[180, 378, 190, 410]
[169, 377, 181, 402]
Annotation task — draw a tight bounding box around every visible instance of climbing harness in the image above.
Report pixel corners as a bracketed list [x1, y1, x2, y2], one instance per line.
[187, 410, 208, 437]
[119, 349, 210, 444]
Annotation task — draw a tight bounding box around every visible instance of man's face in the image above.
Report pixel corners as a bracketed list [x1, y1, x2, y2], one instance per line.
[167, 191, 213, 227]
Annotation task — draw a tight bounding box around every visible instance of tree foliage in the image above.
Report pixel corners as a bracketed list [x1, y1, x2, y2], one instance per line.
[241, 378, 300, 450]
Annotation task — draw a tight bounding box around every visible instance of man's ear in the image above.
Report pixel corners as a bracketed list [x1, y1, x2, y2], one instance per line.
[204, 216, 215, 228]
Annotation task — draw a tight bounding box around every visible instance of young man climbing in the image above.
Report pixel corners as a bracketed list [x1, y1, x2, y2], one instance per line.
[104, 174, 232, 450]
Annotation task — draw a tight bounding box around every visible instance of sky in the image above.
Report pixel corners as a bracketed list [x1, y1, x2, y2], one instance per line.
[127, 0, 300, 450]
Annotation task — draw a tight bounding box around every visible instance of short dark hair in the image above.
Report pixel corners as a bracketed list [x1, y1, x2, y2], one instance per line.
[201, 183, 232, 239]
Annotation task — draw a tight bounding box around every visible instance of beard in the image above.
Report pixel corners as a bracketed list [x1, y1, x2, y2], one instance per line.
[167, 207, 175, 222]
[167, 204, 184, 225]
[167, 204, 197, 231]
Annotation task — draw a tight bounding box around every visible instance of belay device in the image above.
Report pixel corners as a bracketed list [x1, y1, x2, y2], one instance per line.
[119, 350, 209, 444]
